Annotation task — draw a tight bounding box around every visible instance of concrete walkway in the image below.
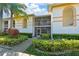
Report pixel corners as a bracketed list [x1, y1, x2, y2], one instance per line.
[0, 49, 34, 56]
[12, 39, 32, 52]
[0, 39, 33, 56]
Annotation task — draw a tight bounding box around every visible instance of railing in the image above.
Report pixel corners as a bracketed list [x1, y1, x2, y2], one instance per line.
[35, 21, 51, 26]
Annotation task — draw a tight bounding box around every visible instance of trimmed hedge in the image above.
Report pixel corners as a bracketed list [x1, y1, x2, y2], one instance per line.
[0, 35, 28, 46]
[40, 34, 51, 39]
[53, 34, 79, 40]
[20, 33, 32, 38]
[32, 39, 79, 52]
[0, 32, 8, 36]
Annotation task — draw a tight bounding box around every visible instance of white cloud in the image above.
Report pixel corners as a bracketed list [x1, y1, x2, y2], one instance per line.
[25, 3, 48, 15]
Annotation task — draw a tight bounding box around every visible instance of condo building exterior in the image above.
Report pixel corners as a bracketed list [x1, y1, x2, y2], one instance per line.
[50, 3, 79, 34]
[1, 3, 79, 37]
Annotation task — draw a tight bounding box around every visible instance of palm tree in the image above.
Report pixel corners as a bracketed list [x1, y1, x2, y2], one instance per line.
[8, 3, 27, 28]
[0, 3, 27, 32]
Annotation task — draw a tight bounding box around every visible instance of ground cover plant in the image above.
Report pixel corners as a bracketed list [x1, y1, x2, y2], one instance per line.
[24, 39, 79, 56]
[25, 45, 79, 56]
[0, 35, 28, 46]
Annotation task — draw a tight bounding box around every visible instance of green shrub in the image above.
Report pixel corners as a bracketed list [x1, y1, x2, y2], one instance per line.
[20, 33, 32, 38]
[7, 28, 19, 37]
[0, 35, 28, 46]
[40, 34, 50, 39]
[0, 32, 8, 36]
[32, 39, 79, 52]
[53, 34, 79, 40]
[32, 39, 51, 51]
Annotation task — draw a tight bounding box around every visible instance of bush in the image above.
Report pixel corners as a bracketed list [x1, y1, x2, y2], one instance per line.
[0, 35, 28, 46]
[40, 34, 50, 39]
[53, 34, 79, 40]
[20, 33, 32, 38]
[7, 28, 19, 37]
[32, 39, 79, 52]
[0, 32, 8, 36]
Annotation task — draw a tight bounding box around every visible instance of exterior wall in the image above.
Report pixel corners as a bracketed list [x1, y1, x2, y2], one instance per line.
[1, 16, 34, 34]
[15, 16, 34, 33]
[1, 19, 11, 32]
[51, 4, 79, 34]
[1, 10, 34, 34]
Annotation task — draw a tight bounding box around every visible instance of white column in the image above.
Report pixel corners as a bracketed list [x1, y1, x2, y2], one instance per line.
[32, 17, 35, 37]
[51, 13, 53, 40]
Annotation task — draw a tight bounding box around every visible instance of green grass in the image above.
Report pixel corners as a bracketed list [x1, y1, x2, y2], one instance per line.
[25, 45, 51, 56]
[25, 45, 79, 56]
[62, 51, 79, 56]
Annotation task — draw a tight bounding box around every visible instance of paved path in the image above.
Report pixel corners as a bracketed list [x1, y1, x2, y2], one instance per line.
[0, 39, 33, 56]
[0, 49, 34, 56]
[12, 39, 32, 52]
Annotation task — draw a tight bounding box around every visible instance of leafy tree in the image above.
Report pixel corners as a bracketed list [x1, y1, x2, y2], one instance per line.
[8, 3, 27, 28]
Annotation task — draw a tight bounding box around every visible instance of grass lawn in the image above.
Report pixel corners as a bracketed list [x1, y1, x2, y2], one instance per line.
[25, 45, 79, 56]
[25, 45, 50, 56]
[0, 35, 28, 46]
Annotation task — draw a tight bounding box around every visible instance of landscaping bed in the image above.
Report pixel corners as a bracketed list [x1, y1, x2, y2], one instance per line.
[0, 35, 28, 46]
[25, 45, 50, 56]
[25, 39, 79, 56]
[25, 45, 79, 56]
[33, 39, 78, 52]
[53, 34, 79, 40]
[20, 33, 32, 38]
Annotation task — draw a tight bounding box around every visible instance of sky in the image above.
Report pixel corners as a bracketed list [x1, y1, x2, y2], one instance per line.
[25, 3, 49, 16]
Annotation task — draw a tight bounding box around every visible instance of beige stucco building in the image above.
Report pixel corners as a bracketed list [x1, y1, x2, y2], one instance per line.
[1, 3, 79, 37]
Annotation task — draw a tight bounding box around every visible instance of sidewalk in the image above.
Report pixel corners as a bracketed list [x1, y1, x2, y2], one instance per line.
[0, 39, 33, 56]
[12, 39, 32, 52]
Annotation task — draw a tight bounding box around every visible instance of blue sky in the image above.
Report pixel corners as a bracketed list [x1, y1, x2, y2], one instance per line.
[25, 3, 48, 15]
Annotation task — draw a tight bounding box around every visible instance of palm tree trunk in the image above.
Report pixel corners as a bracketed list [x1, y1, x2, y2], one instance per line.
[10, 9, 13, 28]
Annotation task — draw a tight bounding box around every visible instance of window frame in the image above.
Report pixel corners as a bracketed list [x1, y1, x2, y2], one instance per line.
[63, 6, 76, 27]
[13, 20, 15, 28]
[22, 18, 27, 28]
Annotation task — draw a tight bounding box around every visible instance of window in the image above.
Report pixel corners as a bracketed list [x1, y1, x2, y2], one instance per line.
[4, 21, 8, 32]
[63, 6, 75, 26]
[13, 20, 15, 28]
[23, 18, 27, 28]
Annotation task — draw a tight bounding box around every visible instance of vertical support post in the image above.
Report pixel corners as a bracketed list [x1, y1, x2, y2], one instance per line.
[50, 13, 53, 40]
